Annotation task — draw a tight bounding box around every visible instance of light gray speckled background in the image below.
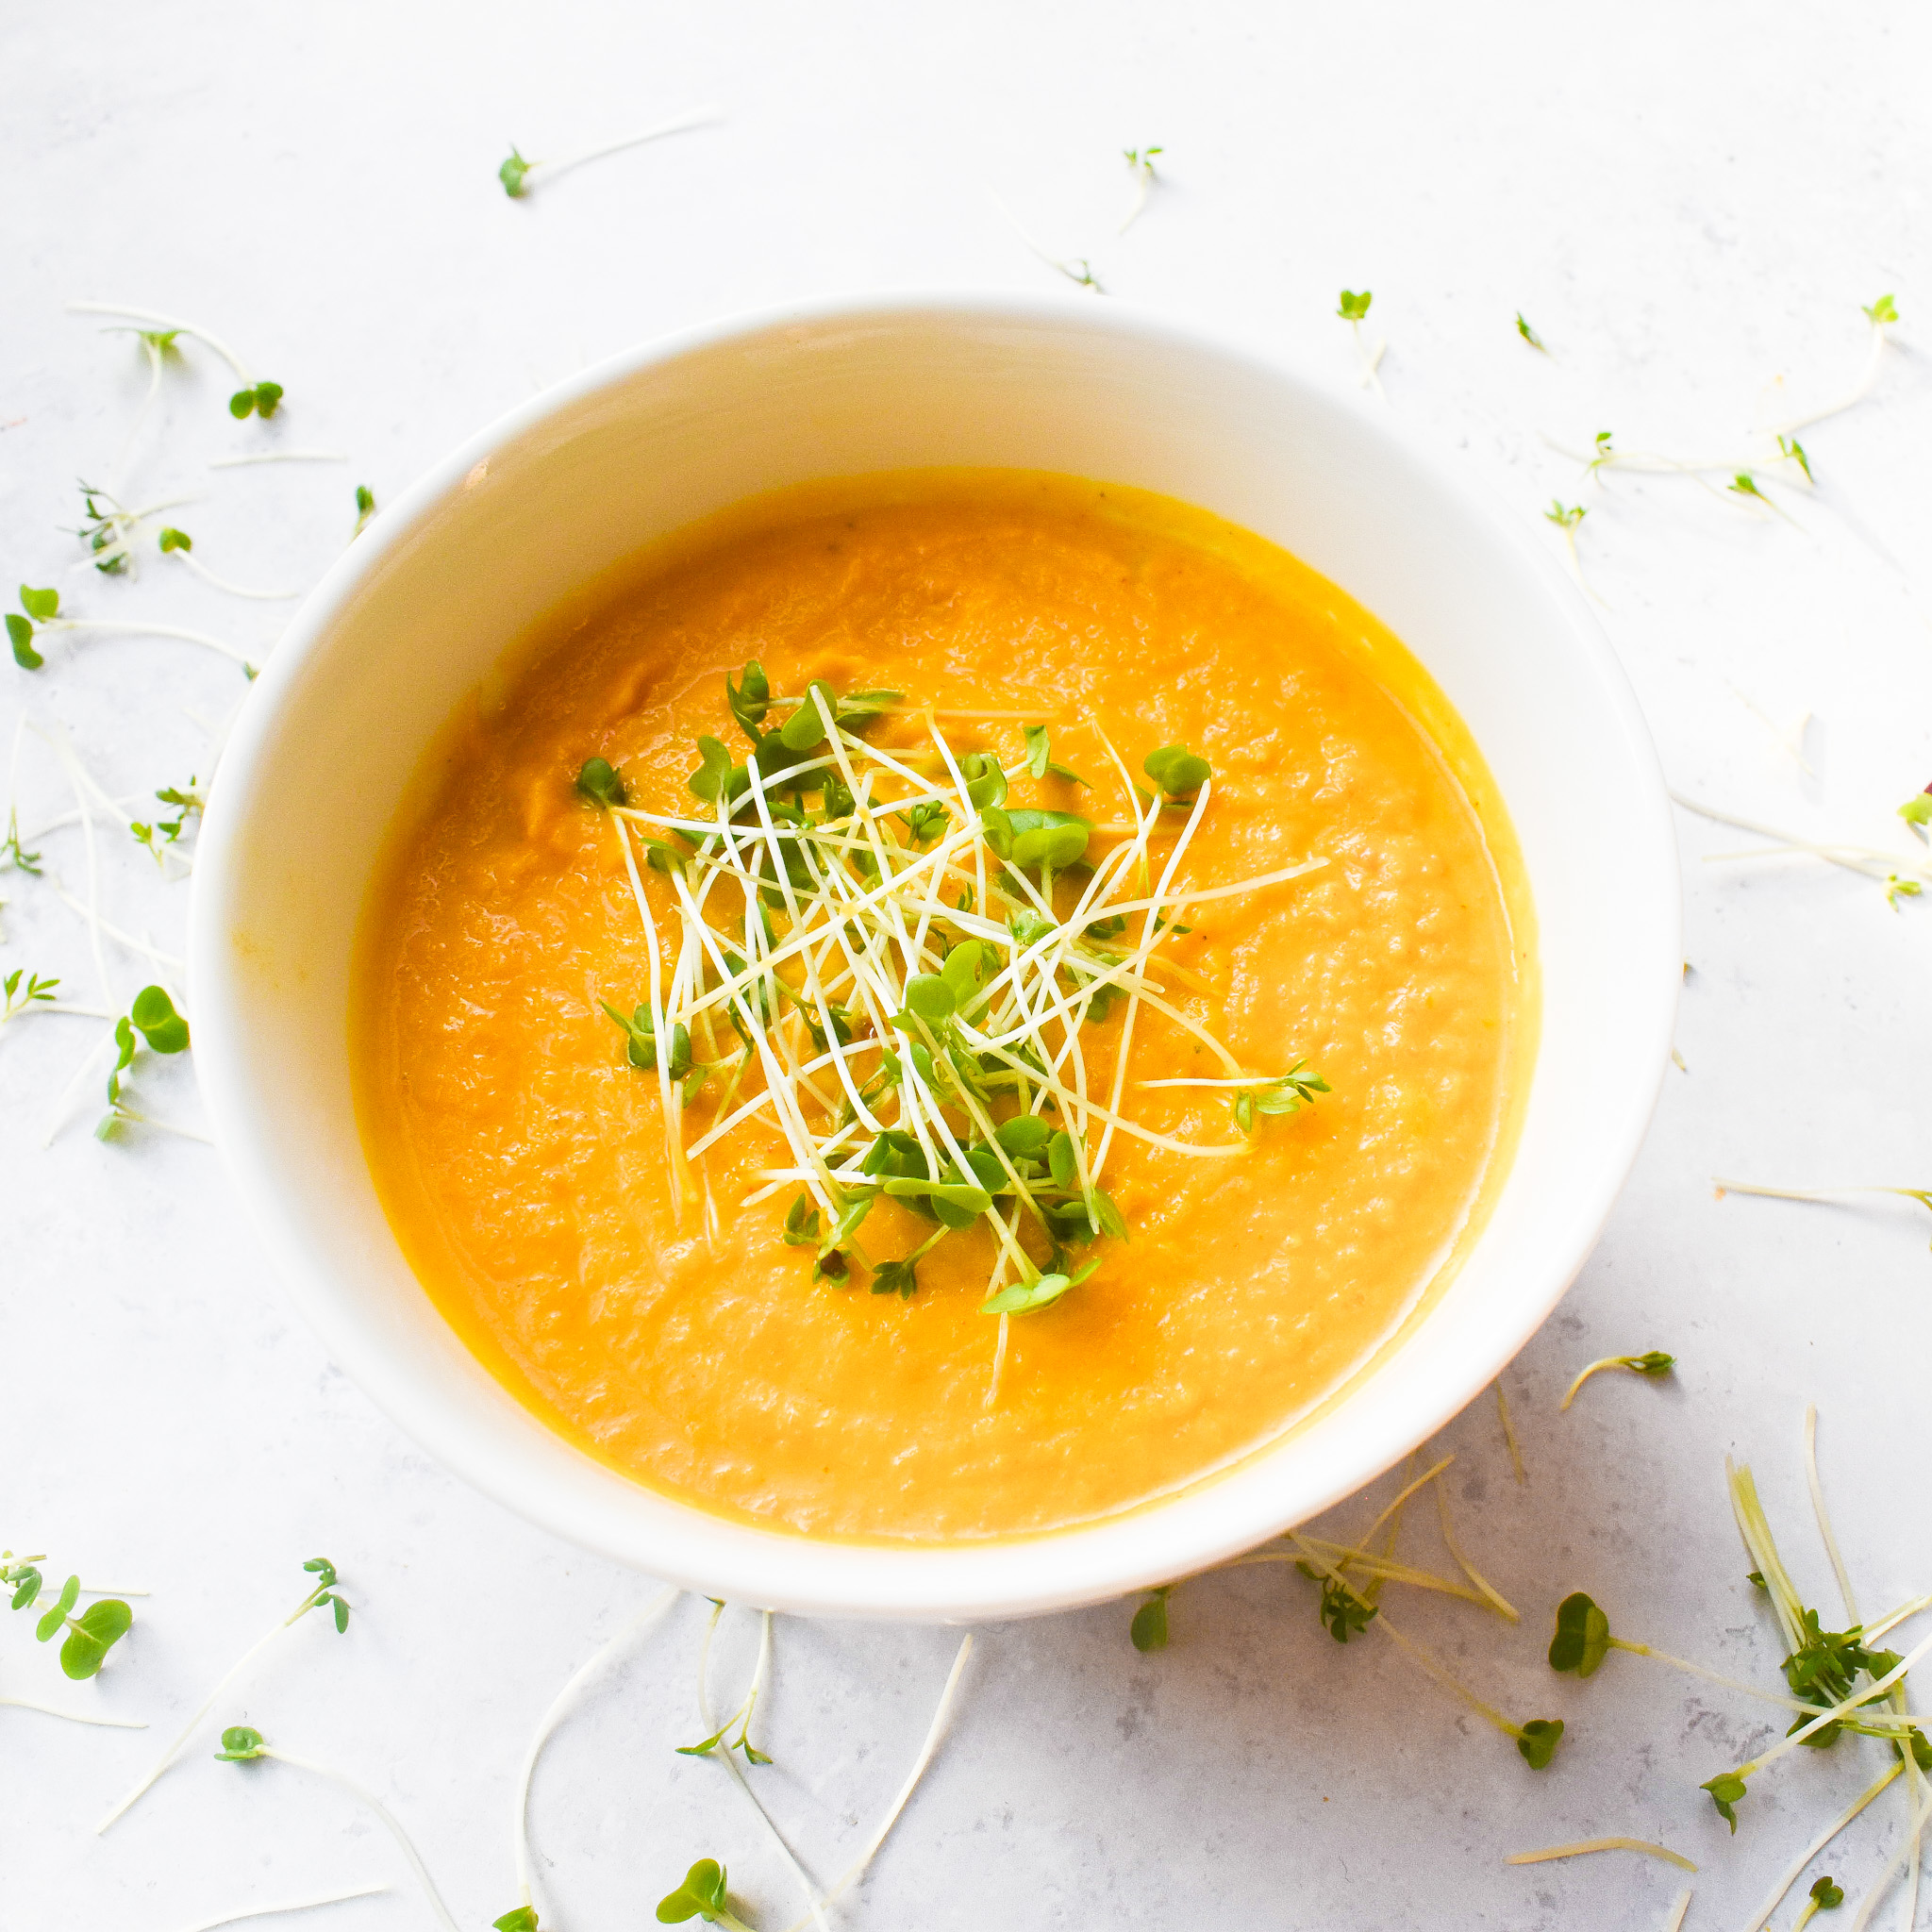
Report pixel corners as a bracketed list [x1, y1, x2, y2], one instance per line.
[5, 4, 1931, 1927]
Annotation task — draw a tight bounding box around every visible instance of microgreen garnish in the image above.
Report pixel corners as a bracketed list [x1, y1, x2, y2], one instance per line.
[1559, 1350, 1674, 1409]
[69, 301, 286, 426]
[2, 968, 60, 1021]
[98, 1556, 353, 1832]
[1777, 435, 1814, 482]
[17, 1569, 134, 1679]
[1795, 1876, 1845, 1926]
[1863, 293, 1899, 326]
[585, 665, 1327, 1379]
[352, 485, 376, 538]
[1130, 1586, 1173, 1653]
[655, 1859, 754, 1929]
[1515, 312, 1547, 353]
[1676, 791, 1932, 912]
[8, 580, 256, 675]
[1547, 1591, 1612, 1676]
[1231, 1063, 1328, 1135]
[1899, 786, 1932, 835]
[1337, 291, 1386, 396]
[1119, 145, 1163, 234]
[131, 776, 206, 863]
[213, 1720, 463, 1930]
[575, 758, 628, 808]
[497, 108, 722, 200]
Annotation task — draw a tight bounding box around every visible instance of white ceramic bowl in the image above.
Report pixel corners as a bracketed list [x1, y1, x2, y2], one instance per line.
[191, 291, 1678, 1622]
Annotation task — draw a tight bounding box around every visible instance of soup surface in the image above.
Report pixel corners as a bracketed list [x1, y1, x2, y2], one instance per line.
[354, 472, 1532, 1541]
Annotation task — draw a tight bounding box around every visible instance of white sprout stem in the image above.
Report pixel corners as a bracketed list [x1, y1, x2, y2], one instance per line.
[1736, 1762, 1902, 1932]
[67, 303, 253, 384]
[1350, 1456, 1455, 1556]
[525, 107, 723, 186]
[612, 817, 684, 1210]
[48, 884, 191, 968]
[42, 1026, 119, 1147]
[1727, 1459, 1807, 1655]
[175, 554, 301, 601]
[512, 1585, 678, 1909]
[782, 1633, 975, 1932]
[692, 1605, 829, 1932]
[164, 1883, 390, 1932]
[1662, 1890, 1693, 1932]
[262, 1751, 459, 1932]
[33, 724, 115, 1008]
[1118, 158, 1154, 235]
[1866, 1593, 1932, 1643]
[2, 1000, 115, 1024]
[1672, 791, 1930, 887]
[1561, 1357, 1647, 1410]
[1605, 1639, 1865, 1721]
[97, 1588, 323, 1834]
[1505, 1839, 1696, 1871]
[1494, 1379, 1527, 1485]
[208, 451, 348, 468]
[1804, 1406, 1860, 1624]
[1433, 1482, 1519, 1622]
[111, 334, 166, 499]
[1230, 1543, 1491, 1610]
[0, 1692, 146, 1728]
[1849, 1774, 1932, 1932]
[42, 618, 258, 669]
[1763, 323, 1891, 439]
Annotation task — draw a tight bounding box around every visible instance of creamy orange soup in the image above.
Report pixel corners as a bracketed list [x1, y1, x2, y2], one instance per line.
[353, 472, 1533, 1542]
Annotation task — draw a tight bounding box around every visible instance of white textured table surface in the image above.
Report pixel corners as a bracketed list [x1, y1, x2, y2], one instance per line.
[6, 5, 1932, 1928]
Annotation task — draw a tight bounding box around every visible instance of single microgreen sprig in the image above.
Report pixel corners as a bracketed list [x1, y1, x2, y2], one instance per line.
[1337, 289, 1386, 397]
[214, 1724, 462, 1931]
[98, 986, 194, 1141]
[1899, 786, 1932, 841]
[1515, 312, 1548, 353]
[97, 1556, 353, 1833]
[8, 582, 257, 675]
[656, 1859, 754, 1929]
[130, 776, 207, 865]
[2, 969, 60, 1022]
[156, 525, 297, 601]
[1119, 145, 1163, 234]
[499, 108, 723, 199]
[1023, 723, 1088, 787]
[1130, 1586, 1173, 1653]
[1559, 1351, 1674, 1409]
[1794, 1876, 1845, 1927]
[352, 485, 376, 538]
[28, 1573, 135, 1680]
[1231, 1062, 1329, 1136]
[1543, 501, 1604, 604]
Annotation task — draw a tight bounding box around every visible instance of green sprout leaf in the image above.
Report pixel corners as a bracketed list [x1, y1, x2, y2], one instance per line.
[781, 1193, 821, 1248]
[1899, 790, 1932, 829]
[1545, 501, 1586, 530]
[228, 381, 284, 421]
[130, 985, 190, 1054]
[994, 1115, 1051, 1159]
[688, 736, 747, 805]
[20, 585, 59, 621]
[1130, 1586, 1173, 1653]
[981, 1265, 1092, 1315]
[36, 1574, 80, 1642]
[60, 1598, 133, 1679]
[1318, 1576, 1375, 1642]
[1809, 1875, 1845, 1910]
[500, 147, 533, 196]
[726, 661, 770, 740]
[1337, 290, 1373, 323]
[1515, 312, 1547, 352]
[899, 797, 950, 846]
[1624, 1350, 1674, 1376]
[777, 679, 837, 752]
[1142, 744, 1211, 799]
[493, 1910, 540, 1932]
[870, 1257, 920, 1299]
[959, 753, 1008, 812]
[1547, 1591, 1612, 1677]
[215, 1725, 268, 1761]
[1728, 472, 1768, 504]
[1515, 1718, 1565, 1770]
[1703, 1771, 1748, 1831]
[1864, 294, 1899, 326]
[576, 757, 628, 809]
[158, 526, 192, 554]
[899, 974, 957, 1025]
[1777, 435, 1813, 482]
[353, 486, 376, 538]
[7, 612, 42, 670]
[655, 1858, 746, 1927]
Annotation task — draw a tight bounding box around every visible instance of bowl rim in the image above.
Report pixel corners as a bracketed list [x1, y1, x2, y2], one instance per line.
[190, 287, 1680, 1620]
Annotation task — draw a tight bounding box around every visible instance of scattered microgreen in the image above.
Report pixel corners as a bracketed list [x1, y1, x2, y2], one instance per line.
[1795, 1876, 1844, 1927]
[1338, 291, 1373, 323]
[656, 1858, 754, 1929]
[1119, 146, 1164, 234]
[3, 968, 60, 1022]
[1703, 1771, 1749, 1832]
[2, 802, 42, 874]
[1515, 313, 1547, 353]
[1547, 1591, 1612, 1677]
[1728, 471, 1769, 505]
[352, 485, 376, 538]
[498, 110, 721, 201]
[1559, 1350, 1674, 1409]
[1130, 1586, 1173, 1653]
[1141, 743, 1211, 800]
[227, 381, 285, 421]
[130, 776, 206, 864]
[28, 1573, 135, 1680]
[493, 1911, 540, 1932]
[1515, 1720, 1566, 1771]
[8, 585, 58, 669]
[1900, 788, 1932, 834]
[98, 987, 193, 1140]
[1864, 294, 1899, 326]
[1545, 502, 1584, 531]
[1023, 723, 1088, 787]
[1777, 435, 1814, 482]
[215, 1724, 267, 1761]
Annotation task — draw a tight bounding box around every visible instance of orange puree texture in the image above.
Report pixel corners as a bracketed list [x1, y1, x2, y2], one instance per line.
[353, 472, 1531, 1543]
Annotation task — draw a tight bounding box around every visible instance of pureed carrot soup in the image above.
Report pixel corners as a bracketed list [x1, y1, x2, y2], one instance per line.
[353, 471, 1534, 1543]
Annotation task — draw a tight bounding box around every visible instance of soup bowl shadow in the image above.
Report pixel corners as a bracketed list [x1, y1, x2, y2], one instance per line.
[190, 291, 1679, 1623]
